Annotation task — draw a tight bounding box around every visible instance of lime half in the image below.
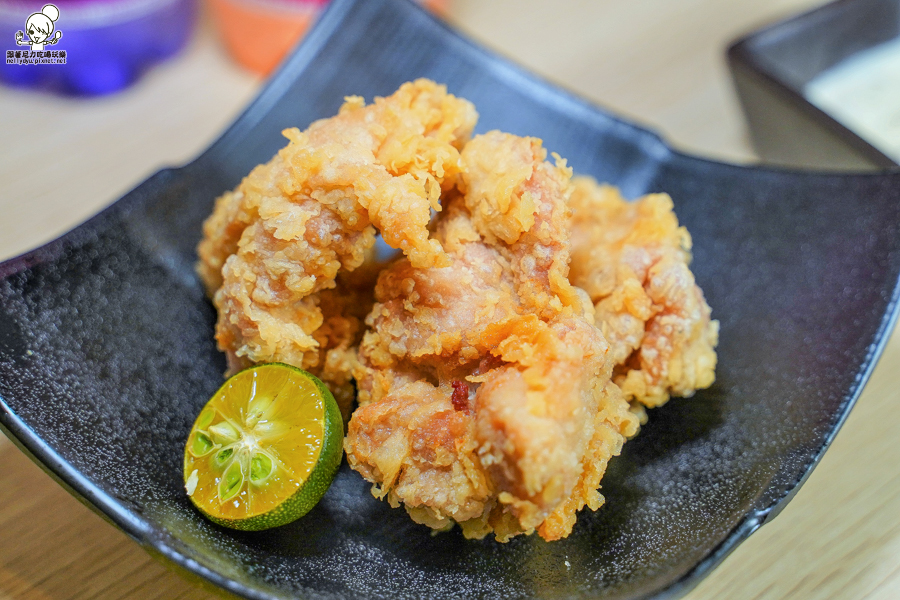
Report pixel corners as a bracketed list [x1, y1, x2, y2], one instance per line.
[183, 363, 342, 531]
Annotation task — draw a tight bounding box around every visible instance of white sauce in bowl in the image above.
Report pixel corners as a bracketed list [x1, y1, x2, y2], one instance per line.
[805, 36, 900, 163]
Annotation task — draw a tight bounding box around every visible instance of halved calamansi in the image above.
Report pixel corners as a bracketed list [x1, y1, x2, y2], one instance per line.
[183, 363, 342, 531]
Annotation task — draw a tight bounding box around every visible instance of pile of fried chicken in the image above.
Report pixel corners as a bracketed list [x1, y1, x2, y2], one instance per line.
[197, 79, 718, 542]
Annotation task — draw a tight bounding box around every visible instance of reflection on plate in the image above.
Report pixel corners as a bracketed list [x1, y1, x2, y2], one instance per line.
[1, 0, 900, 598]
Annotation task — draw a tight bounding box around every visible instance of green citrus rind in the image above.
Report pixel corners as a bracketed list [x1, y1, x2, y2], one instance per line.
[183, 363, 343, 531]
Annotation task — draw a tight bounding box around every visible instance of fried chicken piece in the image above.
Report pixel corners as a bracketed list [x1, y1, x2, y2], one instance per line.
[568, 177, 719, 408]
[346, 132, 639, 542]
[307, 258, 381, 422]
[196, 80, 477, 414]
[458, 132, 582, 318]
[343, 379, 492, 529]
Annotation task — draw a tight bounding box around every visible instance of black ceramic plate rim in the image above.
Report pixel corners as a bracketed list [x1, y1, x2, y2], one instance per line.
[727, 0, 900, 169]
[2, 0, 900, 598]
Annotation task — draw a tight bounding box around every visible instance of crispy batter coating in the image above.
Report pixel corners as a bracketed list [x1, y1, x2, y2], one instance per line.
[196, 80, 719, 543]
[568, 178, 719, 407]
[346, 132, 639, 541]
[196, 80, 477, 415]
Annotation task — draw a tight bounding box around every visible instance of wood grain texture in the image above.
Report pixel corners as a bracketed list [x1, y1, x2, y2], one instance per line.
[2, 1, 898, 599]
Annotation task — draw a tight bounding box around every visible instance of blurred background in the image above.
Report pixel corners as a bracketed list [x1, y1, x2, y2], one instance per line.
[1, 0, 898, 598]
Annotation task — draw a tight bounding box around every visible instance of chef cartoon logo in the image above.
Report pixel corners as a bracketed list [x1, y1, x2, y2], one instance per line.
[6, 4, 66, 65]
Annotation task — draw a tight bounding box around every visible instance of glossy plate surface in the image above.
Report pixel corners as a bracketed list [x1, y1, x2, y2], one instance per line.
[2, 0, 900, 598]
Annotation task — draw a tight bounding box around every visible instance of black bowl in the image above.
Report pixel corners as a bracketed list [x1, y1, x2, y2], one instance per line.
[728, 0, 900, 170]
[2, 0, 900, 598]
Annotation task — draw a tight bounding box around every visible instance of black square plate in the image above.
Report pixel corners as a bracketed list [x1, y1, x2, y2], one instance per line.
[728, 0, 900, 170]
[2, 0, 900, 598]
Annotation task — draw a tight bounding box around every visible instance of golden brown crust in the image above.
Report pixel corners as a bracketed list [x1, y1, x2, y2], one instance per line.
[196, 80, 477, 416]
[197, 81, 718, 543]
[346, 132, 639, 542]
[568, 178, 719, 407]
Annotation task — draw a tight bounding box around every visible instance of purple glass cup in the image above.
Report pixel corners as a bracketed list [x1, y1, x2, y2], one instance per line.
[0, 0, 196, 95]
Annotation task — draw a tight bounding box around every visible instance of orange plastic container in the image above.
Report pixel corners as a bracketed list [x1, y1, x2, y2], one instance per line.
[208, 0, 447, 76]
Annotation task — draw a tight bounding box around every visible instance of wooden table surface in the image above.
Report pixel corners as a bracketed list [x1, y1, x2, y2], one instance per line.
[2, 1, 898, 598]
